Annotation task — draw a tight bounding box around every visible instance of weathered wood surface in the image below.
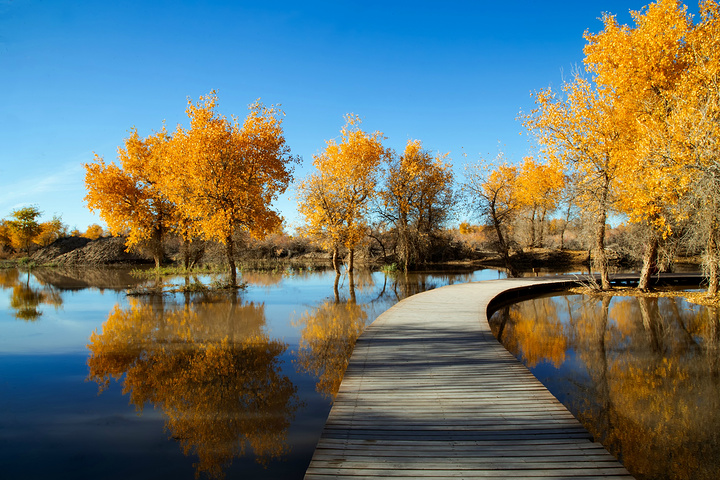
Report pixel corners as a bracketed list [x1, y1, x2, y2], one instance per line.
[305, 277, 637, 479]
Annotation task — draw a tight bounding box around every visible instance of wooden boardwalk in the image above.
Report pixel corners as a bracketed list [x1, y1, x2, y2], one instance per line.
[305, 277, 635, 479]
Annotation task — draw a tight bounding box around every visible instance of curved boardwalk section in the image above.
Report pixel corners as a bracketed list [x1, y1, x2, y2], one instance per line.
[305, 277, 634, 479]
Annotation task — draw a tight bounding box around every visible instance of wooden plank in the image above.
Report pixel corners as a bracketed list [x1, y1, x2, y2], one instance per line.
[305, 278, 636, 479]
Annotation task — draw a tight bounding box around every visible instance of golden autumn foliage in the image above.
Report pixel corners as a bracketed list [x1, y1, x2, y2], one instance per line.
[5, 206, 43, 256]
[35, 216, 67, 247]
[381, 140, 454, 270]
[87, 298, 300, 479]
[462, 157, 519, 271]
[162, 92, 296, 286]
[670, 1, 720, 293]
[523, 76, 628, 289]
[584, 0, 696, 290]
[85, 92, 296, 283]
[514, 157, 565, 248]
[82, 224, 104, 240]
[297, 115, 388, 273]
[84, 128, 176, 267]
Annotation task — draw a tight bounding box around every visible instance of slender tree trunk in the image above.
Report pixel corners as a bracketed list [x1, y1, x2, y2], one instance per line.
[181, 238, 191, 270]
[348, 247, 355, 273]
[348, 271, 356, 304]
[491, 211, 513, 274]
[537, 208, 547, 248]
[594, 210, 610, 290]
[225, 235, 237, 287]
[638, 235, 659, 291]
[529, 208, 536, 248]
[708, 221, 720, 295]
[152, 226, 163, 269]
[332, 246, 341, 274]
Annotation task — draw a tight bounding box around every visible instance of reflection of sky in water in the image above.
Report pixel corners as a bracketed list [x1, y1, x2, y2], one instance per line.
[1, 266, 511, 480]
[0, 268, 512, 354]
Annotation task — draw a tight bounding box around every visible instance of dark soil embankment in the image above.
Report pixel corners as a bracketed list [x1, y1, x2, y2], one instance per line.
[32, 236, 151, 266]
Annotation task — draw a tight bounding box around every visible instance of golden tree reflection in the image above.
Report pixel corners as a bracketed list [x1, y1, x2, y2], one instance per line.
[6, 271, 63, 321]
[87, 296, 300, 479]
[490, 296, 567, 368]
[494, 293, 720, 480]
[294, 297, 368, 399]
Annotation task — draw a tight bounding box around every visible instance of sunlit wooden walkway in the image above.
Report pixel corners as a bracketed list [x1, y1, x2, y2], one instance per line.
[305, 276, 636, 479]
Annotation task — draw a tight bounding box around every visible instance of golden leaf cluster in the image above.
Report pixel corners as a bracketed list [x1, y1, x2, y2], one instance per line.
[85, 92, 296, 283]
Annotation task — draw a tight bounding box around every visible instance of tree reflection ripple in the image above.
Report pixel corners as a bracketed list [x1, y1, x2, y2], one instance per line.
[489, 293, 720, 480]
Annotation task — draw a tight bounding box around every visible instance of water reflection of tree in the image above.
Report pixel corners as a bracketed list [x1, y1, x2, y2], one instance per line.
[494, 293, 720, 480]
[86, 295, 301, 479]
[5, 270, 63, 321]
[295, 277, 368, 399]
[489, 296, 567, 368]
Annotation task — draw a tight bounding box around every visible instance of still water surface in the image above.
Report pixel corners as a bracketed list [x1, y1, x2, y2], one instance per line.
[0, 266, 504, 480]
[489, 292, 720, 480]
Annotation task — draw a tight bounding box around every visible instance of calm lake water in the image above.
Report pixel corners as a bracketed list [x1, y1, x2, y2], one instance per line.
[0, 265, 506, 480]
[489, 292, 720, 480]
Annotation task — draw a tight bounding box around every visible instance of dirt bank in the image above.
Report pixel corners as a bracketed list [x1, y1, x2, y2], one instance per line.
[31, 236, 151, 266]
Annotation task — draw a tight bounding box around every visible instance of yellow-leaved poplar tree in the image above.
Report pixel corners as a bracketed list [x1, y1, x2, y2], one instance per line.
[584, 0, 693, 290]
[84, 128, 176, 268]
[380, 140, 454, 271]
[463, 156, 519, 274]
[514, 156, 565, 248]
[523, 75, 631, 290]
[297, 115, 388, 273]
[164, 92, 296, 286]
[669, 0, 720, 293]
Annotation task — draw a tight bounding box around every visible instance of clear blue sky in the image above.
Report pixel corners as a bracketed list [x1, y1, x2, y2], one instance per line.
[0, 0, 690, 232]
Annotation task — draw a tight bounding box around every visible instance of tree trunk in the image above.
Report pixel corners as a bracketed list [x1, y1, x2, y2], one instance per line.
[491, 212, 513, 274]
[537, 208, 547, 248]
[348, 248, 355, 273]
[708, 220, 720, 295]
[348, 271, 356, 303]
[529, 208, 536, 248]
[181, 238, 191, 270]
[225, 235, 237, 287]
[152, 226, 164, 269]
[638, 235, 659, 291]
[332, 247, 341, 274]
[594, 211, 610, 290]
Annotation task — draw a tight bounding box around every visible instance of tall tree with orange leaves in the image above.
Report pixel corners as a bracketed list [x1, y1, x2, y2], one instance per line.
[668, 0, 720, 293]
[514, 156, 565, 248]
[523, 74, 630, 290]
[584, 0, 693, 290]
[297, 115, 388, 273]
[462, 155, 519, 274]
[164, 92, 297, 286]
[85, 128, 176, 268]
[380, 140, 454, 271]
